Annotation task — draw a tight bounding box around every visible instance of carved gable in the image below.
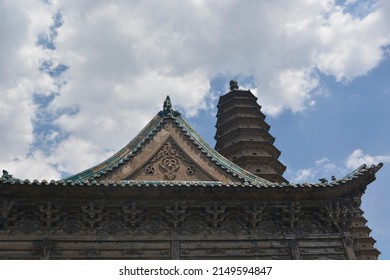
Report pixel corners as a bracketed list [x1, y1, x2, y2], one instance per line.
[131, 139, 215, 181]
[91, 118, 240, 183]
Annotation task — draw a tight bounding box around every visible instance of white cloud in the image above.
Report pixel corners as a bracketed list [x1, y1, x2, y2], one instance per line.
[293, 168, 316, 182]
[291, 156, 347, 183]
[47, 136, 113, 176]
[346, 149, 390, 169]
[3, 151, 60, 180]
[1, 0, 390, 179]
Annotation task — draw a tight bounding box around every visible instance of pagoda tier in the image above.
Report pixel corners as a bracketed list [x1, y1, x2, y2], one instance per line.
[215, 81, 287, 183]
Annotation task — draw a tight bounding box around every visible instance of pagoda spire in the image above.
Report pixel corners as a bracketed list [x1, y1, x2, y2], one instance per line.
[214, 80, 287, 183]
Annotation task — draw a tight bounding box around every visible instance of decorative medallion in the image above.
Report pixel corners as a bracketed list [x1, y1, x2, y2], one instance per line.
[61, 219, 81, 234]
[143, 220, 164, 235]
[145, 165, 155, 175]
[183, 221, 204, 234]
[147, 140, 193, 180]
[186, 166, 195, 175]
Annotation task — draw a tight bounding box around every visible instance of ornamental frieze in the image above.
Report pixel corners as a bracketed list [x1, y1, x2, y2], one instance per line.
[0, 200, 361, 238]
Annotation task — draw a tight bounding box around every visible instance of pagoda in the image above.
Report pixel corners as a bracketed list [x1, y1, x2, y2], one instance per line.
[0, 82, 382, 259]
[215, 80, 287, 183]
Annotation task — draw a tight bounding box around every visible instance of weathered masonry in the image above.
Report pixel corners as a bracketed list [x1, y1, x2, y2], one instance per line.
[0, 81, 382, 259]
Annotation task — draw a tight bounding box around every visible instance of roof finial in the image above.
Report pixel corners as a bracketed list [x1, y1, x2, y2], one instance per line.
[229, 80, 239, 91]
[163, 95, 172, 112]
[159, 95, 181, 117]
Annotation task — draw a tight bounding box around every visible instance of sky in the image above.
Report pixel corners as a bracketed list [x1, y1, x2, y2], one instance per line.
[0, 0, 389, 258]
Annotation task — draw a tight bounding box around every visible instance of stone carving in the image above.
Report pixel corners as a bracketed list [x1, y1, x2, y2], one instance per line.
[145, 165, 155, 175]
[0, 201, 354, 238]
[280, 202, 303, 234]
[186, 166, 195, 175]
[61, 218, 81, 234]
[122, 202, 144, 230]
[148, 140, 194, 180]
[321, 202, 358, 232]
[81, 202, 104, 232]
[0, 200, 365, 261]
[205, 205, 226, 230]
[38, 202, 60, 229]
[165, 202, 187, 229]
[182, 221, 204, 234]
[244, 204, 266, 229]
[143, 220, 164, 235]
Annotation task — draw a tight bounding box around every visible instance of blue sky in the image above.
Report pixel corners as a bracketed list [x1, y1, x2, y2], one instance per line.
[0, 0, 389, 258]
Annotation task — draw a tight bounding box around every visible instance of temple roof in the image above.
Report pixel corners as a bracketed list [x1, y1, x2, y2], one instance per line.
[0, 96, 383, 197]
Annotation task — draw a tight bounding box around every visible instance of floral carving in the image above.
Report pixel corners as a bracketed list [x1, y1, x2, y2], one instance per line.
[149, 140, 192, 180]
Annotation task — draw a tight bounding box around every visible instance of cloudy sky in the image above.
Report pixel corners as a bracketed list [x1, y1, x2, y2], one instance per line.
[1, 0, 389, 258]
